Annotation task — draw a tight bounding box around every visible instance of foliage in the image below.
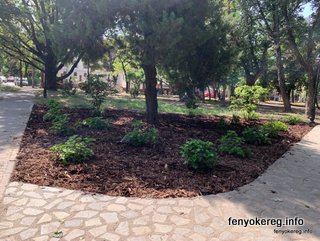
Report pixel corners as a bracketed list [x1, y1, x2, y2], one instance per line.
[62, 79, 77, 96]
[121, 120, 158, 147]
[261, 121, 288, 138]
[216, 118, 227, 129]
[240, 110, 260, 121]
[180, 139, 218, 170]
[0, 85, 20, 92]
[51, 114, 73, 136]
[219, 131, 250, 158]
[242, 127, 271, 145]
[286, 115, 303, 125]
[79, 75, 116, 115]
[229, 85, 268, 114]
[50, 135, 95, 164]
[43, 100, 63, 122]
[231, 114, 241, 125]
[82, 117, 112, 130]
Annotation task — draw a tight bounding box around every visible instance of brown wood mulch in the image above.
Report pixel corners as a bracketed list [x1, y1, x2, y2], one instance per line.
[11, 105, 313, 198]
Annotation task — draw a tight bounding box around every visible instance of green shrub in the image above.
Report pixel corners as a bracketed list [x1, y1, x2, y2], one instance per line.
[180, 139, 218, 170]
[79, 75, 117, 116]
[82, 117, 112, 130]
[121, 120, 158, 147]
[286, 115, 303, 125]
[231, 114, 241, 125]
[219, 131, 250, 158]
[262, 121, 288, 138]
[240, 110, 260, 121]
[50, 135, 95, 164]
[51, 114, 72, 135]
[242, 127, 271, 145]
[217, 118, 227, 129]
[43, 100, 62, 122]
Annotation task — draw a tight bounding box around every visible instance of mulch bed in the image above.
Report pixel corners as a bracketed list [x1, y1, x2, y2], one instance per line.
[11, 105, 313, 198]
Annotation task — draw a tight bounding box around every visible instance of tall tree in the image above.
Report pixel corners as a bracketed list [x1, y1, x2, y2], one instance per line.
[0, 0, 108, 96]
[115, 0, 208, 124]
[281, 0, 320, 122]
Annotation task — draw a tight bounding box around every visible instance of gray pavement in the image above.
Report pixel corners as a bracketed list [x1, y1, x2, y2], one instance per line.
[0, 91, 319, 241]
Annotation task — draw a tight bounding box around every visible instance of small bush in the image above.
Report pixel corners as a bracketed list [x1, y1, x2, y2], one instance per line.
[82, 117, 112, 130]
[286, 115, 303, 125]
[51, 114, 73, 135]
[262, 121, 288, 138]
[231, 114, 241, 125]
[219, 131, 250, 158]
[121, 120, 158, 147]
[240, 110, 260, 121]
[43, 100, 62, 122]
[217, 118, 227, 129]
[50, 135, 95, 164]
[242, 127, 271, 145]
[180, 139, 218, 169]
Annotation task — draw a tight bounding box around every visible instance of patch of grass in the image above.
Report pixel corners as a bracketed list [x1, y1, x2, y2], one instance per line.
[0, 85, 20, 92]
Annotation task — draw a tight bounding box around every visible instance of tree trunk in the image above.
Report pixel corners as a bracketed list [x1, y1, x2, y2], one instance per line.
[19, 61, 23, 87]
[45, 56, 58, 91]
[121, 61, 129, 93]
[230, 85, 235, 97]
[32, 67, 35, 88]
[306, 72, 317, 122]
[221, 85, 227, 101]
[142, 64, 158, 125]
[291, 89, 295, 103]
[274, 44, 291, 112]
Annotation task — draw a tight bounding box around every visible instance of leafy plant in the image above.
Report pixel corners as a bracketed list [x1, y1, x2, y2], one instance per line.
[121, 120, 158, 146]
[216, 118, 227, 129]
[50, 135, 95, 164]
[262, 121, 288, 138]
[219, 131, 250, 158]
[82, 117, 112, 130]
[51, 114, 73, 135]
[180, 139, 218, 169]
[286, 115, 303, 125]
[231, 114, 241, 125]
[43, 100, 62, 122]
[242, 127, 271, 145]
[240, 110, 260, 121]
[79, 75, 117, 116]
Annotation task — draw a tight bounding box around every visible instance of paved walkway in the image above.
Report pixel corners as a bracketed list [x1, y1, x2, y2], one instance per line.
[0, 91, 319, 241]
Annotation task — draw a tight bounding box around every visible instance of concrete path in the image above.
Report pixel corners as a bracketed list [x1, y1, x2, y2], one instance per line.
[0, 91, 319, 241]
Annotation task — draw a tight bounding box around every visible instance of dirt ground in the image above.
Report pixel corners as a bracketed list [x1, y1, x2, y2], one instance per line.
[11, 105, 313, 198]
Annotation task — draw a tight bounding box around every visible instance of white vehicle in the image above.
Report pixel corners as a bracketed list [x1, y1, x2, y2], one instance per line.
[0, 76, 6, 84]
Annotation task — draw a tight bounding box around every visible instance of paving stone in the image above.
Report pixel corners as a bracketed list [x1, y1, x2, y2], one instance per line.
[20, 228, 38, 240]
[65, 192, 82, 201]
[194, 225, 214, 235]
[20, 217, 36, 226]
[84, 217, 102, 227]
[37, 214, 52, 224]
[40, 221, 60, 235]
[53, 211, 70, 220]
[57, 189, 74, 197]
[8, 182, 19, 187]
[154, 224, 173, 234]
[0, 221, 14, 229]
[152, 213, 167, 223]
[133, 215, 150, 225]
[2, 197, 17, 205]
[190, 233, 206, 241]
[44, 198, 63, 210]
[174, 227, 192, 235]
[24, 191, 42, 199]
[89, 225, 107, 237]
[128, 203, 144, 210]
[88, 202, 106, 211]
[70, 204, 87, 212]
[63, 229, 85, 240]
[6, 206, 24, 215]
[99, 232, 120, 241]
[79, 195, 96, 203]
[132, 226, 151, 235]
[169, 215, 190, 225]
[6, 213, 24, 221]
[33, 236, 50, 241]
[115, 221, 129, 236]
[114, 197, 128, 204]
[56, 201, 75, 210]
[21, 183, 38, 191]
[0, 227, 27, 238]
[149, 234, 169, 241]
[100, 212, 119, 224]
[74, 210, 98, 219]
[194, 211, 210, 224]
[23, 208, 44, 216]
[27, 198, 47, 207]
[156, 206, 173, 214]
[5, 187, 17, 195]
[107, 204, 126, 212]
[120, 210, 139, 219]
[12, 198, 29, 206]
[64, 219, 84, 228]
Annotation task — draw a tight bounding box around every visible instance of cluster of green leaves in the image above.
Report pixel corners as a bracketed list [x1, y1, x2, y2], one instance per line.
[219, 131, 251, 158]
[261, 121, 288, 138]
[242, 127, 271, 145]
[121, 120, 158, 147]
[43, 100, 62, 122]
[231, 114, 241, 125]
[79, 75, 116, 116]
[50, 135, 95, 165]
[82, 117, 112, 130]
[286, 115, 303, 125]
[229, 85, 268, 120]
[216, 118, 227, 129]
[180, 139, 218, 170]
